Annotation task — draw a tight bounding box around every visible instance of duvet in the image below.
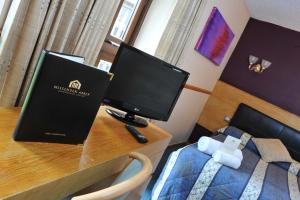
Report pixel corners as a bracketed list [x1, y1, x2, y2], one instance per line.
[152, 127, 300, 200]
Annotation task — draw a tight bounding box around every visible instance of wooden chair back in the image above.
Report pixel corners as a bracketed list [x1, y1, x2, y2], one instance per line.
[72, 152, 153, 200]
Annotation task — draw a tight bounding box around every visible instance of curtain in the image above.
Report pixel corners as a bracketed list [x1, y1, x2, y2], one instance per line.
[0, 0, 120, 107]
[154, 0, 207, 65]
[152, 0, 209, 144]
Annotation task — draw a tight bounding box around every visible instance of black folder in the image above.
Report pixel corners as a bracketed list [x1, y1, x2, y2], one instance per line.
[13, 50, 112, 144]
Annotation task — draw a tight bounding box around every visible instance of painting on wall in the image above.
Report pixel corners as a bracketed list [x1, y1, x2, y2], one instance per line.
[195, 7, 234, 65]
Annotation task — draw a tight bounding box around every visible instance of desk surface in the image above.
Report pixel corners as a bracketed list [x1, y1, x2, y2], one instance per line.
[0, 106, 171, 200]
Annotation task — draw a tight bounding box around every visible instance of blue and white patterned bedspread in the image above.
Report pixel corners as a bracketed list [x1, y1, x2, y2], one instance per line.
[152, 130, 300, 200]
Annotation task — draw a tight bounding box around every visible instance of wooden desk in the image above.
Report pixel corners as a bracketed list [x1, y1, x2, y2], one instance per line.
[0, 107, 171, 200]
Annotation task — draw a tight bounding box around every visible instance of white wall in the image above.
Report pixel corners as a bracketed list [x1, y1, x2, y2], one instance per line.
[136, 0, 250, 144]
[134, 0, 178, 55]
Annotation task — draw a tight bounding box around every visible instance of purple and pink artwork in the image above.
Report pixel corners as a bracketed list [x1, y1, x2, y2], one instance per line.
[195, 7, 234, 65]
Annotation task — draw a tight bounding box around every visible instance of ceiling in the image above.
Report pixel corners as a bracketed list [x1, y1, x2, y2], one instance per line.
[245, 0, 300, 32]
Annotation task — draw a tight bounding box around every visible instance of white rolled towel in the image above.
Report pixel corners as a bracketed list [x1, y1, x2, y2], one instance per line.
[213, 150, 242, 169]
[218, 145, 243, 161]
[198, 137, 243, 160]
[233, 149, 243, 161]
[198, 136, 222, 155]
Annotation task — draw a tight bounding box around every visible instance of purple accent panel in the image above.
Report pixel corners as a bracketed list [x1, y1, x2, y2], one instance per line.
[195, 7, 234, 66]
[220, 18, 300, 116]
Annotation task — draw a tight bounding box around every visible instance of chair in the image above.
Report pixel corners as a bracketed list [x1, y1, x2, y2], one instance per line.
[71, 152, 153, 200]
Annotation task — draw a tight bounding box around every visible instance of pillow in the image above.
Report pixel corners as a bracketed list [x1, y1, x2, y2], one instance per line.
[252, 138, 293, 163]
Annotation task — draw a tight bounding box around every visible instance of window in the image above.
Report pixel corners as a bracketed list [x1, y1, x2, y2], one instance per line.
[97, 0, 149, 64]
[98, 60, 112, 72]
[0, 0, 13, 34]
[110, 0, 140, 41]
[0, 1, 7, 33]
[0, 1, 5, 14]
[0, 0, 17, 47]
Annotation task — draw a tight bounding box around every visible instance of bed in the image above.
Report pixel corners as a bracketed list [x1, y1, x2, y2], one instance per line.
[152, 103, 300, 200]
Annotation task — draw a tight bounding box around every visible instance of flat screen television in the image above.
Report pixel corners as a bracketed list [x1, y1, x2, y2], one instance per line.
[103, 43, 189, 127]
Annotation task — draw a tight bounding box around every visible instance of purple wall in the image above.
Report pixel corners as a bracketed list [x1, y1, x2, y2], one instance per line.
[220, 18, 300, 116]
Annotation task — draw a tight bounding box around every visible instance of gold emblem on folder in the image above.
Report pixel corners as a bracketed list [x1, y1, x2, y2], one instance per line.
[54, 80, 90, 98]
[69, 80, 81, 90]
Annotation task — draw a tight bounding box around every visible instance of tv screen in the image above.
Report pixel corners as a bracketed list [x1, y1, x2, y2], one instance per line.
[103, 43, 189, 125]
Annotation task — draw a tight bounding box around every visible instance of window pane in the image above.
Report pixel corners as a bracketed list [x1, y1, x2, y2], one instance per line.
[98, 60, 112, 72]
[110, 0, 140, 40]
[0, 1, 5, 14]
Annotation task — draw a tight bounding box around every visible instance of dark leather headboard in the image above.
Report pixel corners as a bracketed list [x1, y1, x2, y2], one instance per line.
[230, 103, 300, 162]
